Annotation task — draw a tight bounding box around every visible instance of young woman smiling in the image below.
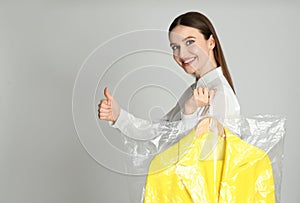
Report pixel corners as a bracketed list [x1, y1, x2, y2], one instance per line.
[98, 11, 240, 143]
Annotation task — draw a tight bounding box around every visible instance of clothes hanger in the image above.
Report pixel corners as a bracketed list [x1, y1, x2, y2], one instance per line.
[195, 117, 225, 138]
[194, 116, 225, 160]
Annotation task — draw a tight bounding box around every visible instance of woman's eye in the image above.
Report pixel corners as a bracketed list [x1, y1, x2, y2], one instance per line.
[186, 39, 195, 46]
[171, 45, 179, 51]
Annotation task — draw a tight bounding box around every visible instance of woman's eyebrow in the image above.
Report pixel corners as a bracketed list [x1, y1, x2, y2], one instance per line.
[182, 36, 196, 42]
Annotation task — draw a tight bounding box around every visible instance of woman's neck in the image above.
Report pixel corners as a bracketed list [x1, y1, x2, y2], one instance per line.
[195, 55, 218, 80]
[195, 65, 218, 81]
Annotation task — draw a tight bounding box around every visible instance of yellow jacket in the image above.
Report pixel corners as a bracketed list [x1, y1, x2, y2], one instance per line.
[144, 128, 275, 203]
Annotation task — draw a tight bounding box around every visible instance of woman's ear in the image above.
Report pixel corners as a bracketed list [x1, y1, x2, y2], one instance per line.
[208, 35, 216, 50]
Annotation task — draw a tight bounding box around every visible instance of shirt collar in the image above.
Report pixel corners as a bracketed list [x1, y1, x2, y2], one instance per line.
[194, 67, 223, 88]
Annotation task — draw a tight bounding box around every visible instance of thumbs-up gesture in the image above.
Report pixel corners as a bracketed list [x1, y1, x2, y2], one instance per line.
[98, 87, 120, 122]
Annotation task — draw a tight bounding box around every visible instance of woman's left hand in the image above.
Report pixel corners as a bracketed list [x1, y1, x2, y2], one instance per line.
[183, 87, 216, 115]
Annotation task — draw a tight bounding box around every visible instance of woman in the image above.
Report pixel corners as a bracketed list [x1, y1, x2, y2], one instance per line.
[98, 11, 240, 146]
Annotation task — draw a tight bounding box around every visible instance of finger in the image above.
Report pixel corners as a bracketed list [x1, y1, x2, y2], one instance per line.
[195, 87, 203, 97]
[196, 87, 202, 95]
[99, 102, 111, 109]
[99, 112, 112, 119]
[99, 112, 111, 117]
[99, 115, 111, 121]
[98, 100, 108, 107]
[194, 88, 199, 97]
[104, 88, 113, 107]
[203, 87, 209, 98]
[107, 99, 111, 106]
[99, 108, 111, 113]
[104, 87, 113, 100]
[99, 99, 107, 104]
[98, 112, 105, 120]
[202, 89, 209, 104]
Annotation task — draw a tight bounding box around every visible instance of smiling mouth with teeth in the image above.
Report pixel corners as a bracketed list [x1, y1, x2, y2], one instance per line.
[183, 57, 196, 65]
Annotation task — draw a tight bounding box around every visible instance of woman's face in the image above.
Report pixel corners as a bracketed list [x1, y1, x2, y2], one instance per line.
[169, 25, 216, 78]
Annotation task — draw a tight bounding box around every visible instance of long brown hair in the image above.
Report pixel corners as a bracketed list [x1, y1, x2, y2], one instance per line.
[169, 11, 236, 93]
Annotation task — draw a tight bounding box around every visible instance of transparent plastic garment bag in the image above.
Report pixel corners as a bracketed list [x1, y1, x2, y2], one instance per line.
[121, 115, 285, 203]
[144, 115, 284, 203]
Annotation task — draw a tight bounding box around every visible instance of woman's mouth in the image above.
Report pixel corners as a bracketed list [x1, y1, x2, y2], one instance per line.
[182, 57, 196, 66]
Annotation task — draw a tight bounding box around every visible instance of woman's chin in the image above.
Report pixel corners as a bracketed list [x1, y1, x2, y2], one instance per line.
[184, 67, 197, 75]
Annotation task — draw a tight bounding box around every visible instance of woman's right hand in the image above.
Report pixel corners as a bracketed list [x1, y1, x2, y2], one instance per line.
[98, 87, 120, 123]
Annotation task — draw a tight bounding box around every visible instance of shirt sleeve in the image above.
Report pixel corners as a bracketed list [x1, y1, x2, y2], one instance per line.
[107, 82, 209, 141]
[108, 107, 204, 141]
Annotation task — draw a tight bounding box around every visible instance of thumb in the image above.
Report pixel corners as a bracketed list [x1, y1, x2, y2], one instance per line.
[104, 87, 113, 100]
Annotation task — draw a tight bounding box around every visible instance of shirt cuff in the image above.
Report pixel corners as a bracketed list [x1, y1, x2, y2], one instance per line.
[181, 108, 199, 120]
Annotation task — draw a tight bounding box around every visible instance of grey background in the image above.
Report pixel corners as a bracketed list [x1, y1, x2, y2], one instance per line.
[1, 0, 299, 202]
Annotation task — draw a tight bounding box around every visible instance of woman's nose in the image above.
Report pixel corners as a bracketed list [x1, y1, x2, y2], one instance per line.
[179, 46, 189, 59]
